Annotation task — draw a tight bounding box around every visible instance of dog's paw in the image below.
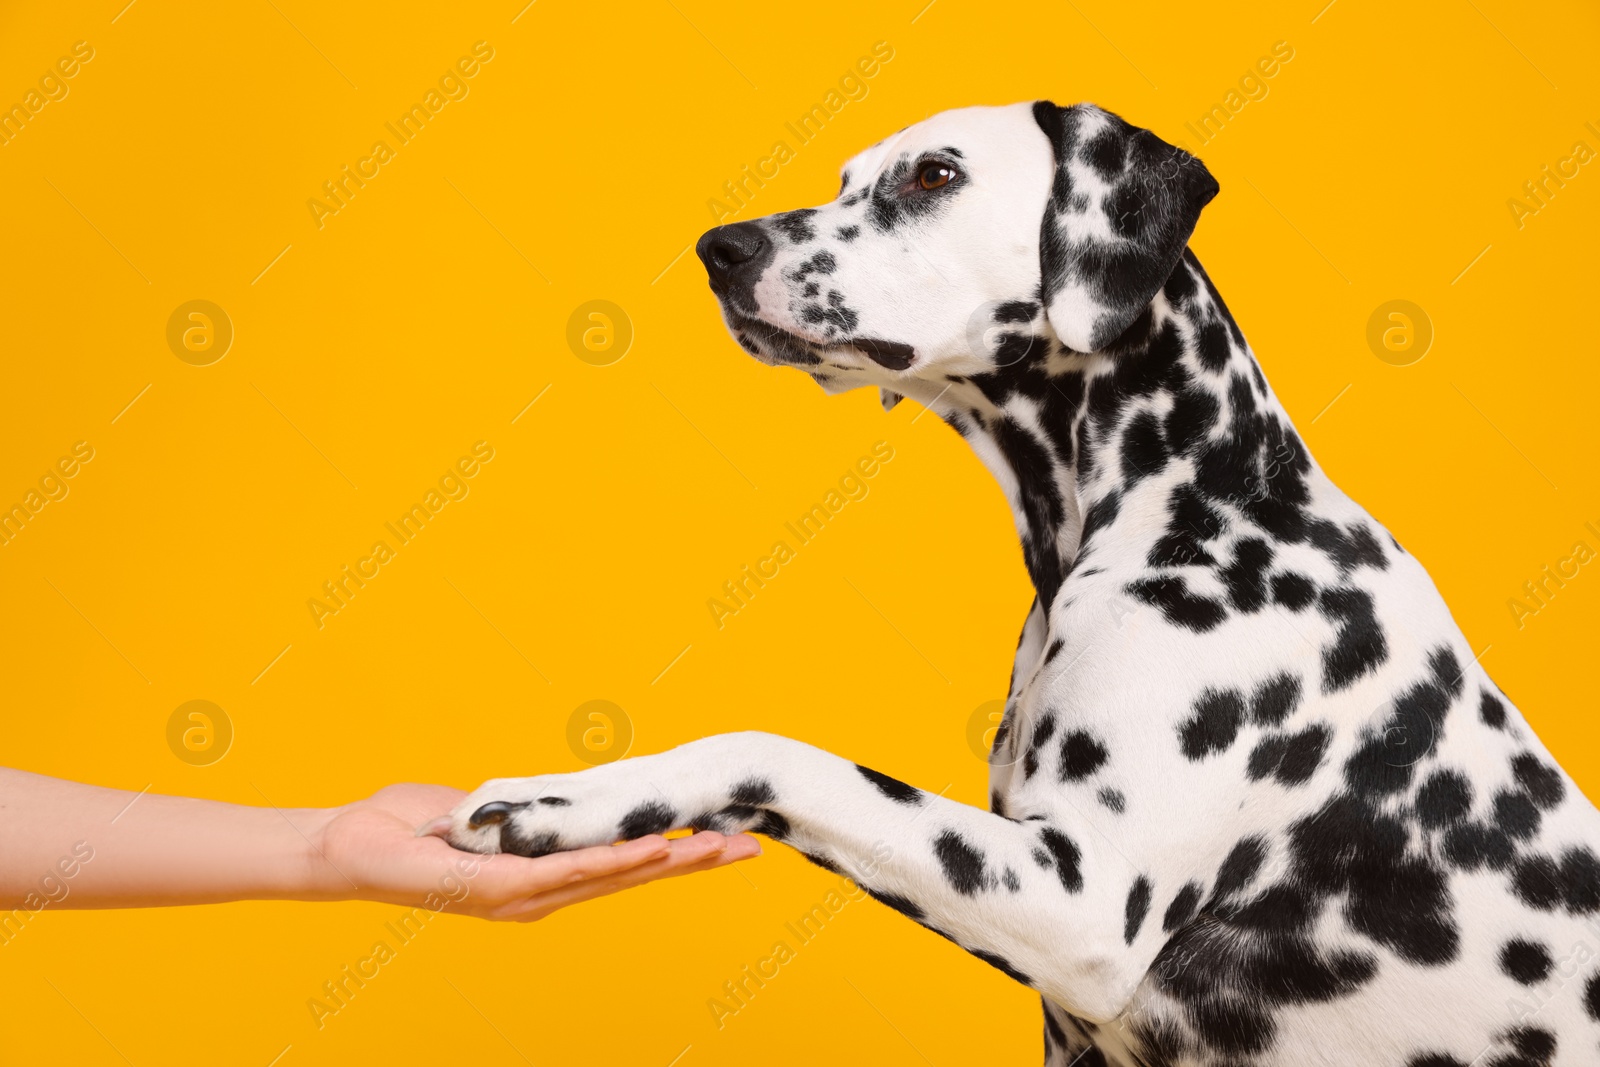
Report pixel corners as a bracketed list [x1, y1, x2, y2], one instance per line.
[431, 771, 686, 858]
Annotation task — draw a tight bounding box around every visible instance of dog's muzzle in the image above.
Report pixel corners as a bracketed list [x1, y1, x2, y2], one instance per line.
[697, 222, 771, 299]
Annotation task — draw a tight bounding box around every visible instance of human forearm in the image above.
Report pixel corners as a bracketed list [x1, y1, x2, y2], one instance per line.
[0, 770, 761, 920]
[0, 769, 336, 910]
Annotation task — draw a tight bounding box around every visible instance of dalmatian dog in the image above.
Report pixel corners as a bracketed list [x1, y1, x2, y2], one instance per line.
[433, 103, 1600, 1066]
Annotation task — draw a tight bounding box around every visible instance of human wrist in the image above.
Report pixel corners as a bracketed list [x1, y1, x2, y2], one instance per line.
[285, 803, 352, 903]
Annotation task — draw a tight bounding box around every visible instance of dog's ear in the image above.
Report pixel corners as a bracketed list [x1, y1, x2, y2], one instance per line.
[1032, 102, 1218, 353]
[879, 388, 903, 411]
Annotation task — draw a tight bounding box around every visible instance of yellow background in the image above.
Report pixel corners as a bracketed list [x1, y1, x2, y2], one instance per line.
[2, 1, 1598, 1063]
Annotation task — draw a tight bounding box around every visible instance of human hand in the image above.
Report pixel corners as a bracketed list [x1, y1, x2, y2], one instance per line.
[311, 783, 760, 921]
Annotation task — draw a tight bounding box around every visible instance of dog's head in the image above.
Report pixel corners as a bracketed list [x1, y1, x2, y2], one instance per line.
[697, 102, 1218, 406]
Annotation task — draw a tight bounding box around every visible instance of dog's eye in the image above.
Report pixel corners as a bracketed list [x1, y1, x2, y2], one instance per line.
[918, 163, 957, 190]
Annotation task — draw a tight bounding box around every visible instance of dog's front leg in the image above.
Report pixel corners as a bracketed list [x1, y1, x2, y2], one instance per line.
[439, 731, 1152, 1022]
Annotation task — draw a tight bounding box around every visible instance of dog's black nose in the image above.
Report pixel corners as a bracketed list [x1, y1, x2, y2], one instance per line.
[696, 222, 768, 288]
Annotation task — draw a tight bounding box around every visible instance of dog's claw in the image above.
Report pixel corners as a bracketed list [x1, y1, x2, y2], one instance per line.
[468, 801, 522, 829]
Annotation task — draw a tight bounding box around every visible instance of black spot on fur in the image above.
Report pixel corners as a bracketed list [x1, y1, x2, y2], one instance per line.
[994, 299, 1039, 324]
[1121, 410, 1168, 484]
[1039, 827, 1083, 893]
[1288, 795, 1459, 965]
[771, 209, 817, 242]
[618, 801, 677, 839]
[1163, 881, 1203, 932]
[1180, 688, 1246, 759]
[1480, 689, 1509, 729]
[1494, 788, 1542, 840]
[994, 416, 1067, 608]
[500, 828, 562, 859]
[730, 778, 776, 806]
[1148, 483, 1225, 568]
[1318, 587, 1388, 693]
[1428, 646, 1464, 697]
[1196, 321, 1231, 372]
[972, 947, 1033, 985]
[1082, 127, 1125, 181]
[1024, 714, 1054, 781]
[1272, 572, 1317, 611]
[1246, 722, 1330, 785]
[934, 830, 987, 895]
[1512, 753, 1565, 809]
[1500, 939, 1553, 985]
[1211, 837, 1267, 901]
[753, 810, 790, 839]
[1124, 876, 1153, 943]
[1344, 669, 1453, 798]
[1163, 386, 1220, 456]
[1221, 537, 1274, 612]
[1443, 820, 1516, 872]
[1060, 730, 1109, 781]
[1098, 788, 1126, 813]
[865, 887, 925, 921]
[1163, 261, 1198, 305]
[1559, 847, 1600, 913]
[1078, 490, 1121, 551]
[800, 850, 840, 873]
[857, 764, 922, 805]
[1249, 673, 1301, 726]
[536, 796, 571, 806]
[1416, 769, 1473, 829]
[1129, 575, 1227, 632]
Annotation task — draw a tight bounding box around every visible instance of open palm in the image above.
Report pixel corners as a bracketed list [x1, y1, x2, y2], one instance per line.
[313, 783, 759, 922]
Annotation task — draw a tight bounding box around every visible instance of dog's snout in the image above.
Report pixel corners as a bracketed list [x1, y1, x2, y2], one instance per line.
[697, 222, 768, 287]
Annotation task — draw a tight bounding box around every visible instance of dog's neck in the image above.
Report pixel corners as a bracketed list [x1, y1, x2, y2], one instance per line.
[912, 251, 1314, 613]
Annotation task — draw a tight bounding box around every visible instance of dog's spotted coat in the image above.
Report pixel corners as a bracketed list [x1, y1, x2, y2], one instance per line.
[440, 103, 1600, 1066]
